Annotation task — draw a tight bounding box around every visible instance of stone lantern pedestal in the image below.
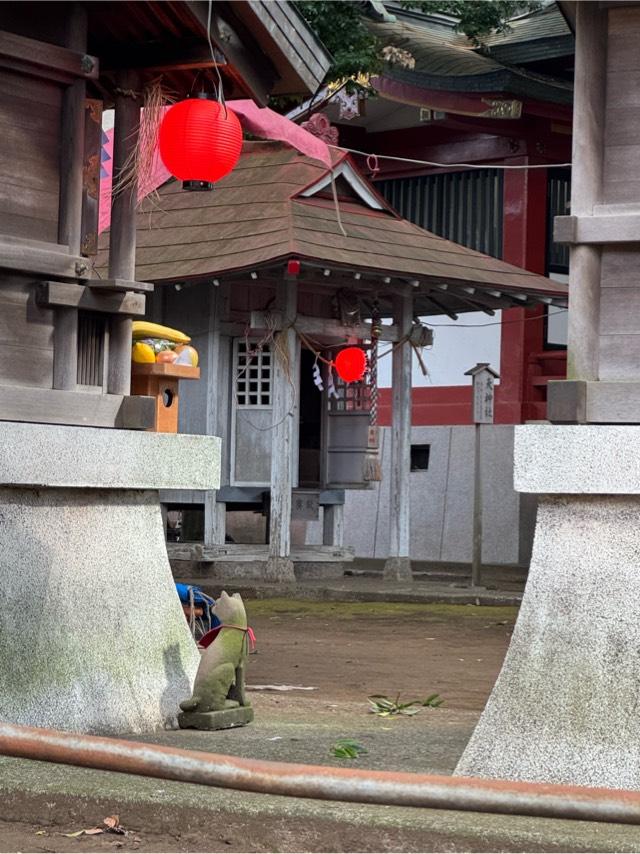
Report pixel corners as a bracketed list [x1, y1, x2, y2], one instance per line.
[0, 422, 220, 735]
[456, 424, 640, 789]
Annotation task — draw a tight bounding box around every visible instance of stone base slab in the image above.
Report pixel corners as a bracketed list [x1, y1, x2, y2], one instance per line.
[178, 706, 254, 730]
[456, 492, 640, 789]
[0, 421, 220, 490]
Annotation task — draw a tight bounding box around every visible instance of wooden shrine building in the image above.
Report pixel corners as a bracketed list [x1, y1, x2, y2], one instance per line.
[0, 0, 329, 427]
[109, 141, 568, 582]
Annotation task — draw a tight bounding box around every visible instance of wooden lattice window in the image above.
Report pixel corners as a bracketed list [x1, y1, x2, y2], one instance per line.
[77, 311, 106, 388]
[235, 340, 272, 407]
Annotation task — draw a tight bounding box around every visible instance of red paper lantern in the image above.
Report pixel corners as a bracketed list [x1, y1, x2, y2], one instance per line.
[334, 347, 367, 383]
[159, 96, 243, 191]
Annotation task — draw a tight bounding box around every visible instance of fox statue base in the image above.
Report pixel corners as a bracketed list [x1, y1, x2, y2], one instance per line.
[178, 704, 254, 731]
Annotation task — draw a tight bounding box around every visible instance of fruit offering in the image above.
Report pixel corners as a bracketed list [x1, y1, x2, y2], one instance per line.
[131, 322, 198, 366]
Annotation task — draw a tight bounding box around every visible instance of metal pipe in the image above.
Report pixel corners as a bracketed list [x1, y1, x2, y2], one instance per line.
[2, 721, 640, 825]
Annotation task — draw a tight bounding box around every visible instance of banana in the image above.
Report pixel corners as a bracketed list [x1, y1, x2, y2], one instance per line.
[132, 321, 191, 344]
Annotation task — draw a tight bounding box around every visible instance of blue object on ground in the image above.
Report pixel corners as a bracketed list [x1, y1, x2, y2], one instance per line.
[175, 583, 221, 629]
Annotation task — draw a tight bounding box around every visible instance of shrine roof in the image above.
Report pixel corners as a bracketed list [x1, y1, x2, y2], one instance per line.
[97, 141, 567, 314]
[371, 17, 573, 105]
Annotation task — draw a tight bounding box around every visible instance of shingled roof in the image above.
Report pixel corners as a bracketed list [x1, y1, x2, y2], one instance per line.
[370, 18, 573, 105]
[98, 141, 567, 315]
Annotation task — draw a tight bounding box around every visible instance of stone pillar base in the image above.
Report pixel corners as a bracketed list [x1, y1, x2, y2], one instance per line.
[383, 556, 412, 583]
[265, 556, 296, 583]
[0, 422, 220, 736]
[456, 425, 640, 789]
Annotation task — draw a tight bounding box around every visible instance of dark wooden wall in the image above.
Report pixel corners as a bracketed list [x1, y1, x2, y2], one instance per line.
[0, 71, 61, 243]
[0, 278, 54, 388]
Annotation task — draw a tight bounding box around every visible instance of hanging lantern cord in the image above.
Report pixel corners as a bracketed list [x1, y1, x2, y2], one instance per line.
[206, 0, 227, 116]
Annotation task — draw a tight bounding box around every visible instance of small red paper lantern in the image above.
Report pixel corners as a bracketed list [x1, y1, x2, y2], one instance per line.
[334, 347, 367, 383]
[159, 96, 243, 191]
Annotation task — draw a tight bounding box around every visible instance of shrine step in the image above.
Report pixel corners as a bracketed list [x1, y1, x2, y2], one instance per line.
[167, 542, 355, 563]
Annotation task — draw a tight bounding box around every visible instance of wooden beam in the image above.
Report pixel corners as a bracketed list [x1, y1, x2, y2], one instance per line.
[185, 2, 277, 106]
[323, 504, 344, 548]
[37, 281, 145, 315]
[54, 3, 88, 393]
[267, 277, 298, 579]
[107, 70, 141, 396]
[58, 3, 87, 256]
[0, 29, 98, 81]
[0, 239, 88, 280]
[383, 291, 413, 582]
[53, 309, 78, 392]
[250, 310, 401, 343]
[167, 543, 354, 563]
[0, 386, 154, 429]
[80, 99, 103, 256]
[86, 278, 154, 294]
[104, 41, 227, 74]
[204, 287, 228, 546]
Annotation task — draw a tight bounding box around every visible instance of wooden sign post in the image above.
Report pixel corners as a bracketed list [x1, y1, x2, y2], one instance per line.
[464, 363, 499, 587]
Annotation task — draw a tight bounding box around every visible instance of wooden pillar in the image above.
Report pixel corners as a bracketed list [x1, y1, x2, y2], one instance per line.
[107, 70, 140, 396]
[204, 286, 227, 546]
[266, 277, 297, 582]
[383, 291, 413, 582]
[54, 3, 87, 391]
[323, 503, 344, 547]
[565, 2, 606, 383]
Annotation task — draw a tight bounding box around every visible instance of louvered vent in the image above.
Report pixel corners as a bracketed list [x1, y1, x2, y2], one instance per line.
[377, 169, 504, 259]
[77, 311, 106, 387]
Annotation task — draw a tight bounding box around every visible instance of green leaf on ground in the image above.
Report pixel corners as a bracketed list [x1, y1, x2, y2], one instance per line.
[368, 692, 444, 716]
[331, 738, 368, 759]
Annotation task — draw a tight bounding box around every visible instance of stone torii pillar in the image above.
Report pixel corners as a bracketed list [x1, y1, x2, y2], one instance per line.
[456, 1, 640, 789]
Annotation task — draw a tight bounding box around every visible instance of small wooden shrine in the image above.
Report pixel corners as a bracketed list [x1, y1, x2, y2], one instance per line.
[101, 141, 568, 582]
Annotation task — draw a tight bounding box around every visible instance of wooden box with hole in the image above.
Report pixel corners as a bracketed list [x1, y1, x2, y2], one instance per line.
[131, 363, 200, 433]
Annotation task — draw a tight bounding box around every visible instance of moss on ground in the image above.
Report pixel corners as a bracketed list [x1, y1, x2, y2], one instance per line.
[244, 599, 518, 622]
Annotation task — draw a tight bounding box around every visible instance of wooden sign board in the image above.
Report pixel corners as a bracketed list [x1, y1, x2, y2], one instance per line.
[473, 373, 495, 424]
[465, 363, 498, 425]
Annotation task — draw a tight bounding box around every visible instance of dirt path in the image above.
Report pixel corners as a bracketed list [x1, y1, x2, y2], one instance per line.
[244, 600, 516, 711]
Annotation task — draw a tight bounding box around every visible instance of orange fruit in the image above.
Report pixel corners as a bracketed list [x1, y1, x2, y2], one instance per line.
[156, 349, 178, 364]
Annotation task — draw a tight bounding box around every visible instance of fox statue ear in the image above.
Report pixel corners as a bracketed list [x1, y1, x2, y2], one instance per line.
[232, 592, 242, 601]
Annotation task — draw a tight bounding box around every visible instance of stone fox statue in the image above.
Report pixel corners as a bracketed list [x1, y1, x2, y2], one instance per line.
[180, 591, 250, 713]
